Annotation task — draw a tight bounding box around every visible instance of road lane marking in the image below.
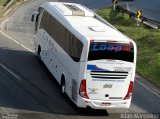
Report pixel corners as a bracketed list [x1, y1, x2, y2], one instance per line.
[135, 79, 160, 98]
[0, 63, 21, 80]
[0, 31, 34, 53]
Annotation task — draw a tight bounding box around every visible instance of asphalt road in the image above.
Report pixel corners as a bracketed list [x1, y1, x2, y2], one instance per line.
[0, 0, 160, 119]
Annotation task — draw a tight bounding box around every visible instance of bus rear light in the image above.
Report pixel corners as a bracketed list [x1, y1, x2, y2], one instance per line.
[123, 81, 134, 100]
[90, 40, 94, 44]
[79, 80, 89, 99]
[129, 41, 133, 45]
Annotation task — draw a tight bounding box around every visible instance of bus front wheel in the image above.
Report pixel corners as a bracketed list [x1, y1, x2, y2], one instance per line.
[37, 46, 41, 60]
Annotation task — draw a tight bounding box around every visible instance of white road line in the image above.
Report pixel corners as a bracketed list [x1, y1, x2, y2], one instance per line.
[0, 63, 21, 80]
[0, 31, 34, 53]
[135, 79, 160, 98]
[0, 18, 9, 30]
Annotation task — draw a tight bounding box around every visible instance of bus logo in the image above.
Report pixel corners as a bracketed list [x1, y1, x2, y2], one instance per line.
[103, 84, 113, 88]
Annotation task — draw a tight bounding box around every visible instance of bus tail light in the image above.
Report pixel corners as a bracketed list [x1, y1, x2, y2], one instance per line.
[123, 81, 134, 100]
[79, 80, 89, 99]
[90, 40, 94, 44]
[129, 41, 133, 45]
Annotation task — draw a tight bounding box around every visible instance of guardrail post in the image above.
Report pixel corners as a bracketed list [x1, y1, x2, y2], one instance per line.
[141, 17, 144, 26]
[122, 9, 124, 16]
[158, 25, 160, 30]
[129, 13, 132, 19]
[137, 18, 141, 26]
[129, 13, 134, 19]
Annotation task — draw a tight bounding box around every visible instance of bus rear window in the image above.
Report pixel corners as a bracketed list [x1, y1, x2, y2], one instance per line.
[88, 42, 134, 62]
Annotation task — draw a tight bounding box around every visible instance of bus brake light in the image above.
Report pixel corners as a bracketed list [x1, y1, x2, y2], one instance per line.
[123, 81, 134, 100]
[79, 80, 89, 99]
[90, 40, 94, 44]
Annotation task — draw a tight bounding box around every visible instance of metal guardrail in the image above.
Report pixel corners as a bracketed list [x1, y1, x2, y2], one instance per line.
[116, 6, 160, 30]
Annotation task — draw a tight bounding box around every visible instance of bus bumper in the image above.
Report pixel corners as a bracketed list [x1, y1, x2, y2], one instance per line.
[77, 97, 131, 109]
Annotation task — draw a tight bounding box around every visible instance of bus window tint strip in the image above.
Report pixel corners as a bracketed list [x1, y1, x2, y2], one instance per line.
[88, 42, 134, 62]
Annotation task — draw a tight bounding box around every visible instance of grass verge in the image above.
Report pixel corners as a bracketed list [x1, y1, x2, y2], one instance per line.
[96, 7, 160, 87]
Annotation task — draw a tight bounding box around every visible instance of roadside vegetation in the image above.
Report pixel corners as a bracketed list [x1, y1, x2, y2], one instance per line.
[0, 0, 5, 15]
[96, 7, 160, 87]
[0, 0, 23, 16]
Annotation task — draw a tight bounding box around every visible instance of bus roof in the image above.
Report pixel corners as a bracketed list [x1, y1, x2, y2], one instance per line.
[41, 2, 133, 43]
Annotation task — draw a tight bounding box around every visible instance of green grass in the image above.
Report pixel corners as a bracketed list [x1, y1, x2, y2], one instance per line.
[96, 8, 160, 87]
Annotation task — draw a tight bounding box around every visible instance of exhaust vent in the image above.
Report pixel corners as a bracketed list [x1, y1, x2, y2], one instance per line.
[64, 4, 85, 16]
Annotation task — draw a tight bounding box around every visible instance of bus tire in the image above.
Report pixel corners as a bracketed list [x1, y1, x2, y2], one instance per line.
[37, 45, 41, 60]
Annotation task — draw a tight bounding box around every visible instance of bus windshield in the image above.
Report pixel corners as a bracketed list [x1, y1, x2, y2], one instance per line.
[88, 42, 134, 62]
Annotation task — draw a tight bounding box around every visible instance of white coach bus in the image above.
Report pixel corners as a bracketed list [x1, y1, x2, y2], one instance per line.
[32, 2, 137, 109]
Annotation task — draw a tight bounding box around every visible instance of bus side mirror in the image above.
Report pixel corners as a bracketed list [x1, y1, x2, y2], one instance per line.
[31, 12, 38, 22]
